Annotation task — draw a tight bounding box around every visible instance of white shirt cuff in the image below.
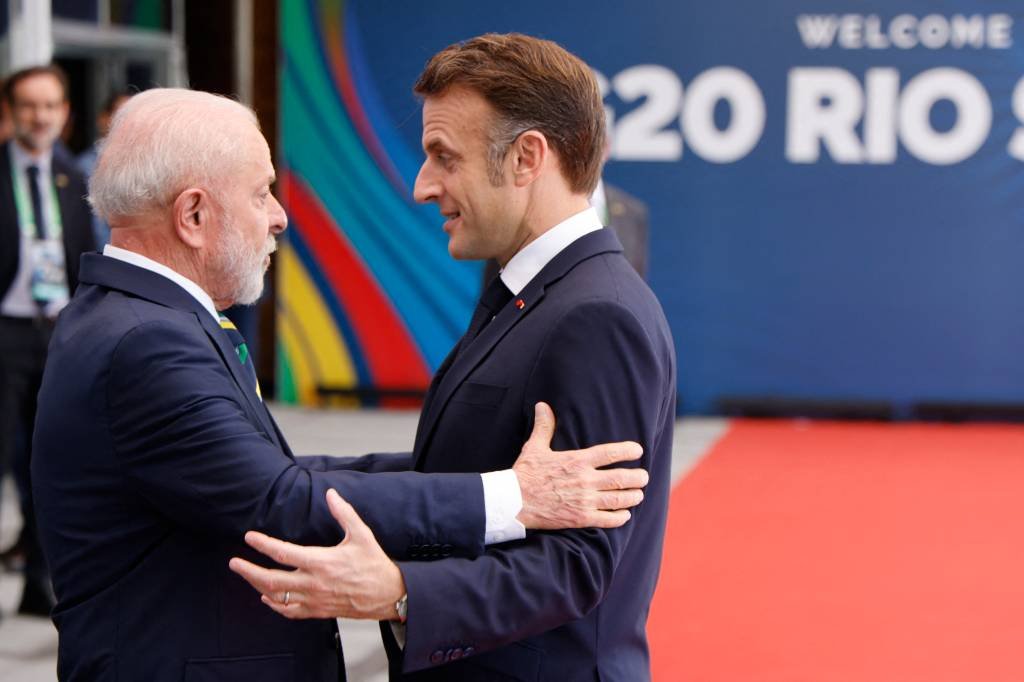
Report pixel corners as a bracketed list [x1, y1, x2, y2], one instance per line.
[481, 469, 526, 545]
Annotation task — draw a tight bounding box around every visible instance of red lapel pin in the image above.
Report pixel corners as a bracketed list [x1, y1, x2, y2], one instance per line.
[515, 299, 525, 309]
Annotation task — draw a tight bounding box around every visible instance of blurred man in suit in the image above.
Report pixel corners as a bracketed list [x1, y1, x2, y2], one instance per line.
[31, 87, 649, 681]
[232, 33, 676, 682]
[0, 64, 94, 616]
[590, 178, 649, 278]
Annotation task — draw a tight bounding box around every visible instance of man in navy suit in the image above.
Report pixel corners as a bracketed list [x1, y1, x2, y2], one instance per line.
[0, 64, 95, 616]
[232, 33, 676, 681]
[30, 87, 649, 681]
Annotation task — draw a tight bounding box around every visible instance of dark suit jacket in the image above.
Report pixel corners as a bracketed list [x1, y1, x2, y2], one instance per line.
[32, 254, 487, 682]
[0, 141, 95, 304]
[390, 229, 676, 681]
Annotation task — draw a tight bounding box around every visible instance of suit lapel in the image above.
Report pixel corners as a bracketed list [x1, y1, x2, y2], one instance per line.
[53, 155, 76, 234]
[53, 155, 84, 289]
[411, 343, 460, 457]
[412, 228, 624, 469]
[197, 312, 283, 449]
[411, 288, 544, 470]
[79, 253, 283, 449]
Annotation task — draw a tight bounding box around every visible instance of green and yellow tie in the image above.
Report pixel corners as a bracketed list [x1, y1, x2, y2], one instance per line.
[219, 314, 262, 400]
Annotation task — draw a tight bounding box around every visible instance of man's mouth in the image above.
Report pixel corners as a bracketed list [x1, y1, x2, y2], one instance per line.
[442, 211, 461, 231]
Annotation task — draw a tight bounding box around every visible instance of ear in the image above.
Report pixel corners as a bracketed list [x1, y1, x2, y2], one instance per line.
[510, 130, 548, 188]
[172, 188, 210, 249]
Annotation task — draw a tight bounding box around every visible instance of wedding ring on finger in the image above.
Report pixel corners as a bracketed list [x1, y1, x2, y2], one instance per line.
[283, 591, 291, 606]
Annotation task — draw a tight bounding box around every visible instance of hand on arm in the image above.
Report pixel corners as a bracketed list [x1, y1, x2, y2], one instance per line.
[393, 300, 672, 670]
[514, 402, 648, 530]
[229, 489, 406, 621]
[229, 401, 650, 621]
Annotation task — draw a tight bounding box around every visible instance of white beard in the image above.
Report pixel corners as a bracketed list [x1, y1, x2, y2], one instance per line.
[216, 217, 276, 306]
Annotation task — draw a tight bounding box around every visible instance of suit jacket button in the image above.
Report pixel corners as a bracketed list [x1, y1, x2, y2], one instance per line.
[332, 631, 341, 649]
[450, 647, 464, 661]
[430, 650, 445, 665]
[464, 646, 475, 656]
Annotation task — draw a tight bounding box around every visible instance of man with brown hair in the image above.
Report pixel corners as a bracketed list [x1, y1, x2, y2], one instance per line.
[232, 33, 676, 681]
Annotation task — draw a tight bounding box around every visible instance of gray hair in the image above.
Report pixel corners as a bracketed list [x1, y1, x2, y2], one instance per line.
[88, 88, 259, 221]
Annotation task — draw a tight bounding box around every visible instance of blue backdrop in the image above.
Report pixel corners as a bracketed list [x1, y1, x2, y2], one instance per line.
[328, 2, 1024, 414]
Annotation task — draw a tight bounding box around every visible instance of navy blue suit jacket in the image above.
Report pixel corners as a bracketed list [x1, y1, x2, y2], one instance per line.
[32, 254, 486, 682]
[390, 229, 676, 681]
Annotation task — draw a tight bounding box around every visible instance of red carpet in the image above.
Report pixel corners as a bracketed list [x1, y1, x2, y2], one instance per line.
[649, 419, 1024, 681]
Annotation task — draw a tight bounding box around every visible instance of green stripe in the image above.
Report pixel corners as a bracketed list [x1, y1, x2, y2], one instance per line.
[277, 346, 297, 404]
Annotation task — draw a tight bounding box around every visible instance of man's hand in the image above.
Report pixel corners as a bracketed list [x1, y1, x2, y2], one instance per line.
[228, 489, 405, 621]
[514, 402, 648, 530]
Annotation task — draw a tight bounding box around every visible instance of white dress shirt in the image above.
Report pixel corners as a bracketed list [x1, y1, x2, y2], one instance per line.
[589, 179, 609, 225]
[104, 244, 220, 322]
[499, 206, 604, 295]
[101, 245, 524, 545]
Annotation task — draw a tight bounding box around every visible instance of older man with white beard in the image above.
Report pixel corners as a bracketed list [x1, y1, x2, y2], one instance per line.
[29, 88, 650, 682]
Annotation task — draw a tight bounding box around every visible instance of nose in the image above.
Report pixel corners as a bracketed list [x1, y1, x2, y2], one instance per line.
[269, 193, 288, 234]
[412, 161, 439, 205]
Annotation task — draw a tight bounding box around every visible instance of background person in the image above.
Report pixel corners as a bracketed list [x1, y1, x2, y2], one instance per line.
[76, 90, 132, 247]
[0, 64, 94, 617]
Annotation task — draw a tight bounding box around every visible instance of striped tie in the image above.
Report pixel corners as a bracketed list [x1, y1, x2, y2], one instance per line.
[219, 314, 262, 400]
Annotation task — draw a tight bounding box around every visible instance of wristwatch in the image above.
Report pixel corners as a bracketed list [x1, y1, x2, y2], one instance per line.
[395, 593, 408, 623]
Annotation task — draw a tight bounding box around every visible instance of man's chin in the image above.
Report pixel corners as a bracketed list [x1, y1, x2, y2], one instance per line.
[447, 241, 484, 261]
[17, 134, 56, 152]
[235, 286, 265, 306]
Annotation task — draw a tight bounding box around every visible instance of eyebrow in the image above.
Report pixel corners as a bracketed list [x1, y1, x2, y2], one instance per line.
[424, 138, 458, 158]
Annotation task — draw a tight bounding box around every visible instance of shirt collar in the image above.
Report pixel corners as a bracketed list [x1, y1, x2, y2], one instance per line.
[9, 140, 53, 177]
[499, 206, 603, 295]
[102, 244, 221, 323]
[590, 178, 608, 223]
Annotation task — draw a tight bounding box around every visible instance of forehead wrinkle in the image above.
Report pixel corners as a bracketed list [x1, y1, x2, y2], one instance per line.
[422, 114, 469, 162]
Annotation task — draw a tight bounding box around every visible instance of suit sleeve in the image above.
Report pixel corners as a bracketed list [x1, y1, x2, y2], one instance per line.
[105, 319, 484, 559]
[297, 452, 413, 474]
[396, 299, 672, 671]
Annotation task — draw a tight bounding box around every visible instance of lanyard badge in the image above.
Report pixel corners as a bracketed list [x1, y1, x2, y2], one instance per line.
[10, 151, 69, 308]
